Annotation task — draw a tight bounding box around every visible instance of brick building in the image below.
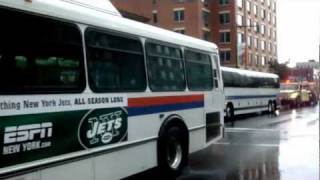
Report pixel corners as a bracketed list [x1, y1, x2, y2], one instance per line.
[296, 60, 320, 69]
[288, 68, 314, 82]
[111, 0, 278, 72]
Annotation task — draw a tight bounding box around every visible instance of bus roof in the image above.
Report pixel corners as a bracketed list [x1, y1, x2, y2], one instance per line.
[221, 66, 279, 79]
[0, 0, 218, 53]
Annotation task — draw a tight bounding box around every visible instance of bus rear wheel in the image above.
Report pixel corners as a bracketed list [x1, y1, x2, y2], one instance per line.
[268, 101, 274, 113]
[158, 126, 188, 178]
[226, 104, 234, 122]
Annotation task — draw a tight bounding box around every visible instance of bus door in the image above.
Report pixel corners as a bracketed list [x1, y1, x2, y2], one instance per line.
[204, 53, 224, 144]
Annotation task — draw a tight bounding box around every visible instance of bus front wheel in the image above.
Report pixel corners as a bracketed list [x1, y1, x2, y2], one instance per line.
[158, 126, 188, 178]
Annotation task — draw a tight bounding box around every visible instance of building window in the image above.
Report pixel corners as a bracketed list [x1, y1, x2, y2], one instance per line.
[219, 31, 231, 43]
[253, 55, 257, 66]
[261, 9, 266, 19]
[272, 16, 276, 25]
[256, 55, 260, 66]
[246, 18, 251, 27]
[153, 11, 158, 23]
[174, 30, 185, 34]
[219, 12, 230, 24]
[246, 1, 251, 12]
[237, 14, 243, 26]
[272, 30, 276, 39]
[262, 56, 266, 66]
[202, 11, 209, 27]
[175, 0, 187, 3]
[174, 9, 185, 22]
[237, 32, 244, 43]
[254, 37, 258, 49]
[261, 40, 265, 50]
[203, 0, 209, 7]
[174, 28, 185, 34]
[220, 50, 231, 62]
[247, 36, 251, 47]
[267, 12, 271, 22]
[237, 0, 243, 8]
[248, 53, 253, 65]
[267, 28, 271, 37]
[271, 44, 274, 53]
[253, 21, 259, 32]
[267, 0, 271, 7]
[203, 31, 210, 41]
[268, 42, 272, 52]
[261, 24, 265, 34]
[253, 4, 258, 16]
[219, 0, 229, 5]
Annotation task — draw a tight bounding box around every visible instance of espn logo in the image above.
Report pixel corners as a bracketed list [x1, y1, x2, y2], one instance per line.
[4, 123, 52, 144]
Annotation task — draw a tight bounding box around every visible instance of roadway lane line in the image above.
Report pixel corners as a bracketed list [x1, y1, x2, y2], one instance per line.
[225, 127, 280, 132]
[214, 142, 280, 147]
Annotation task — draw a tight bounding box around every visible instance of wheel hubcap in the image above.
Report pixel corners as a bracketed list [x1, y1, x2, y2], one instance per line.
[167, 139, 182, 170]
[268, 103, 272, 112]
[227, 107, 231, 117]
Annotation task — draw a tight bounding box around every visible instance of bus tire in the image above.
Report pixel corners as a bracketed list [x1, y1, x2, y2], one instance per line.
[157, 125, 188, 178]
[226, 103, 234, 121]
[268, 101, 275, 114]
[273, 101, 277, 111]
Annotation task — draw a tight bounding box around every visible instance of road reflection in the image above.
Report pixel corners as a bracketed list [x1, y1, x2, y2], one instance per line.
[124, 105, 319, 180]
[183, 129, 281, 180]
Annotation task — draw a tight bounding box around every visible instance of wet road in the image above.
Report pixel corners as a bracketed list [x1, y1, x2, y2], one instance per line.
[125, 105, 319, 180]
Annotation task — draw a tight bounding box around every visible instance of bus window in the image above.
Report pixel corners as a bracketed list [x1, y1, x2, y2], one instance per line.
[247, 75, 254, 88]
[146, 42, 185, 91]
[85, 29, 146, 92]
[222, 70, 233, 87]
[0, 8, 84, 94]
[241, 75, 250, 88]
[231, 71, 242, 87]
[274, 77, 280, 88]
[212, 54, 220, 89]
[213, 69, 218, 88]
[185, 50, 213, 90]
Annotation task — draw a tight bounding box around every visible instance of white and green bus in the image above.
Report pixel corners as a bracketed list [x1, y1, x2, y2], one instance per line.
[0, 0, 224, 179]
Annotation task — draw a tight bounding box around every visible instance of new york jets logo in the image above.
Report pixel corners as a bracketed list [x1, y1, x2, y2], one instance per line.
[78, 108, 128, 149]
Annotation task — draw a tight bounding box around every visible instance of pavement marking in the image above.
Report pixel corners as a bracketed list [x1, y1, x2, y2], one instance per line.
[214, 142, 280, 147]
[265, 118, 292, 127]
[225, 127, 280, 133]
[307, 119, 319, 126]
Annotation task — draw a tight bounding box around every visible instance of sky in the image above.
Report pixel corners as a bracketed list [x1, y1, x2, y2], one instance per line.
[277, 0, 320, 66]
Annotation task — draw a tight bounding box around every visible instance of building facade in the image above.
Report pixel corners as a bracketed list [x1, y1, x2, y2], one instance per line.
[111, 0, 208, 39]
[289, 68, 315, 82]
[111, 0, 278, 72]
[296, 60, 320, 69]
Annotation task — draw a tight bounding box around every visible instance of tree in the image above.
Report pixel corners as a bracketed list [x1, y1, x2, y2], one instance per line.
[269, 61, 290, 82]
